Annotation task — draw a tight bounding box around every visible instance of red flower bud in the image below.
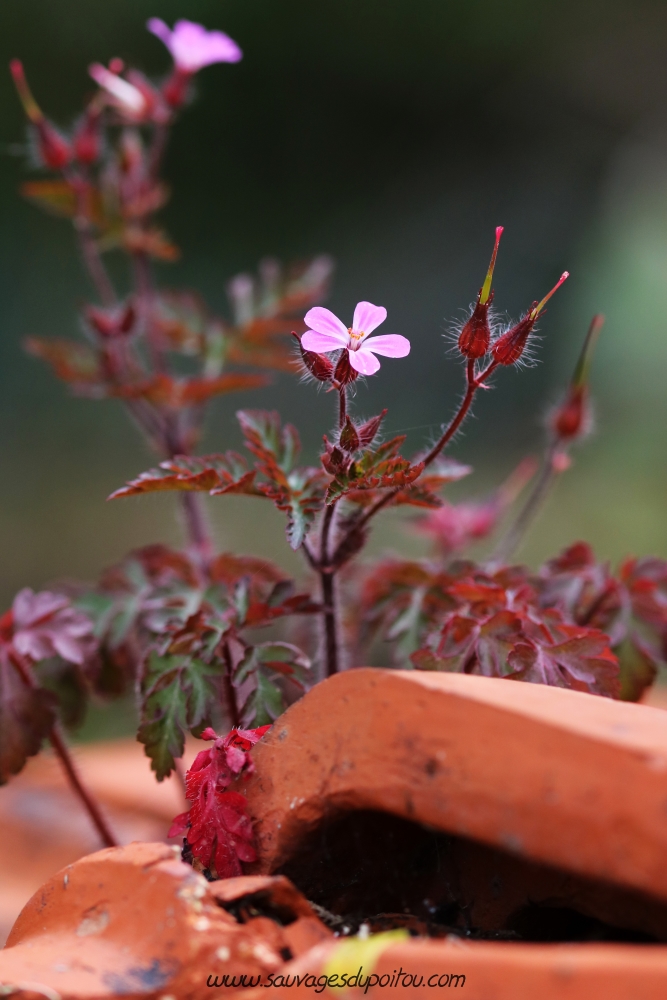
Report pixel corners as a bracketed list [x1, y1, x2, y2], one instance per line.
[458, 226, 503, 360]
[293, 332, 334, 382]
[10, 60, 71, 170]
[492, 271, 569, 366]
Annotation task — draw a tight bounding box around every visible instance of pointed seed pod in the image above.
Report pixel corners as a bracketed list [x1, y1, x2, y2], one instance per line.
[551, 314, 604, 441]
[458, 226, 503, 359]
[492, 271, 569, 366]
[10, 59, 71, 170]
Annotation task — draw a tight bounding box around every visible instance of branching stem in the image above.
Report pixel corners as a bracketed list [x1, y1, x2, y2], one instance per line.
[330, 357, 497, 568]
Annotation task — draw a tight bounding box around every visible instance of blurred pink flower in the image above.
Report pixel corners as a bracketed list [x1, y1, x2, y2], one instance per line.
[417, 500, 500, 554]
[147, 18, 242, 73]
[301, 302, 410, 376]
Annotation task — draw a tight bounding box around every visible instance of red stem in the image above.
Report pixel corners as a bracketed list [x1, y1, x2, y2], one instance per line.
[330, 358, 497, 567]
[10, 651, 117, 848]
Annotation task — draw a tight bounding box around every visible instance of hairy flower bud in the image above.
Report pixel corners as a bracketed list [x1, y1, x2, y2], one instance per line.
[458, 226, 503, 360]
[293, 332, 334, 382]
[10, 59, 71, 170]
[492, 272, 569, 366]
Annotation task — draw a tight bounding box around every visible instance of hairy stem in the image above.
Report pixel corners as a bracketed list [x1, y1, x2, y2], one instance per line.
[330, 358, 497, 567]
[10, 650, 117, 848]
[420, 358, 495, 468]
[491, 441, 560, 564]
[338, 386, 347, 429]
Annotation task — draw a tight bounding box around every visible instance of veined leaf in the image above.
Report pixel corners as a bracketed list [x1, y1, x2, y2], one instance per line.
[108, 452, 257, 500]
[138, 652, 219, 780]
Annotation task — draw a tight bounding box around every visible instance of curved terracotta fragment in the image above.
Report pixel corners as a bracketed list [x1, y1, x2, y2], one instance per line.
[0, 842, 331, 1000]
[257, 936, 667, 1000]
[239, 669, 667, 900]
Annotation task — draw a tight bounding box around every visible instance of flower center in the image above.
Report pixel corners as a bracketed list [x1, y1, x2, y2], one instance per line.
[348, 327, 365, 350]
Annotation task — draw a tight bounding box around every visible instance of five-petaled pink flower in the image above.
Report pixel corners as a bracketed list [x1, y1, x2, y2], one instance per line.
[147, 18, 242, 73]
[301, 302, 410, 376]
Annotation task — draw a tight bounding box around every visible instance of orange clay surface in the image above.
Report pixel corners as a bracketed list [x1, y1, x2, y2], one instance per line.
[239, 670, 667, 902]
[2, 673, 667, 998]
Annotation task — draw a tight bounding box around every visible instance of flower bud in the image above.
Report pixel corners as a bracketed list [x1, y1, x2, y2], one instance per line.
[293, 332, 334, 382]
[10, 59, 71, 170]
[458, 226, 503, 360]
[492, 271, 569, 366]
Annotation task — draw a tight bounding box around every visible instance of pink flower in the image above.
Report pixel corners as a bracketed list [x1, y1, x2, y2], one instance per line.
[301, 302, 410, 376]
[147, 18, 242, 73]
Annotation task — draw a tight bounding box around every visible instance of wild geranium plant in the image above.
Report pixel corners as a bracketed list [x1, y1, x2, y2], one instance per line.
[3, 19, 667, 878]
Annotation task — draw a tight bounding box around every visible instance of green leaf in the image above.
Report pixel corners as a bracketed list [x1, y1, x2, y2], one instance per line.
[138, 652, 219, 780]
[238, 410, 325, 549]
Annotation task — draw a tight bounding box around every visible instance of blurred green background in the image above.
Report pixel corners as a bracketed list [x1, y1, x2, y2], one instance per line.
[1, 0, 667, 609]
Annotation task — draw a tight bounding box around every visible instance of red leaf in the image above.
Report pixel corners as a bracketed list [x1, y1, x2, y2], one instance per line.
[170, 725, 269, 877]
[108, 453, 257, 500]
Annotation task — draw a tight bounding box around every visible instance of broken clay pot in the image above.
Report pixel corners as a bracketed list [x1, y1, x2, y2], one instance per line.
[5, 669, 667, 998]
[0, 841, 332, 1000]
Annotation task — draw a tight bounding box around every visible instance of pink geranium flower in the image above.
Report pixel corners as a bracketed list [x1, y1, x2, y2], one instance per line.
[301, 302, 410, 376]
[147, 18, 242, 73]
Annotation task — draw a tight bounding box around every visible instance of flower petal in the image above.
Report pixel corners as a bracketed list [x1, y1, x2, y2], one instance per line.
[348, 347, 381, 375]
[301, 330, 346, 353]
[352, 301, 387, 338]
[146, 17, 172, 46]
[303, 307, 348, 343]
[363, 334, 411, 358]
[171, 20, 242, 70]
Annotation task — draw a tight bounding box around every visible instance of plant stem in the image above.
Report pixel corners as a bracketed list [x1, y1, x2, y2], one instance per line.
[319, 504, 340, 677]
[222, 641, 241, 729]
[420, 358, 495, 468]
[491, 441, 560, 564]
[49, 726, 118, 848]
[10, 650, 117, 848]
[330, 358, 497, 567]
[68, 172, 117, 307]
[338, 386, 347, 429]
[180, 493, 214, 568]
